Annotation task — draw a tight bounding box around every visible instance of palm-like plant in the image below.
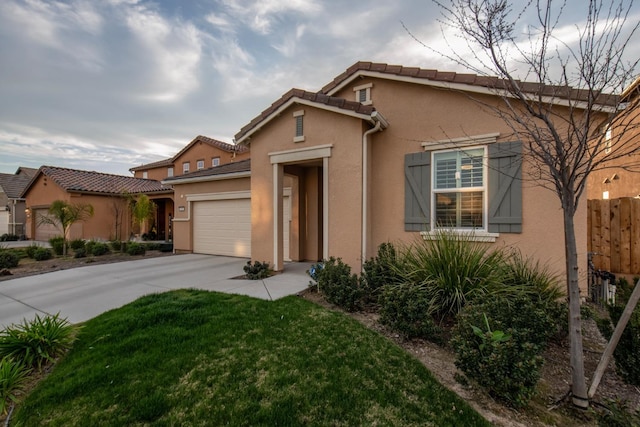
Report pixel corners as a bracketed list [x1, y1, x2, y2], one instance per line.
[38, 200, 94, 256]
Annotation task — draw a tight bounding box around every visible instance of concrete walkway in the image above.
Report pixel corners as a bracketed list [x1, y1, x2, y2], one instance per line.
[0, 254, 312, 327]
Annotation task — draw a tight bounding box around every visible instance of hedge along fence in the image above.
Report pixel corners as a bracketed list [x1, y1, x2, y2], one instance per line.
[588, 198, 640, 275]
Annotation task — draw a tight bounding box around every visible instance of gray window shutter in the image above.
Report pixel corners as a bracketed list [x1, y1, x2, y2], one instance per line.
[405, 151, 431, 231]
[488, 141, 523, 233]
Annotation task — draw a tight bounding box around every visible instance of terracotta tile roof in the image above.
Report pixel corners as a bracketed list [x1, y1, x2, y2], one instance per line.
[163, 159, 250, 183]
[0, 173, 32, 199]
[130, 135, 248, 172]
[235, 88, 376, 141]
[24, 166, 171, 197]
[321, 61, 619, 106]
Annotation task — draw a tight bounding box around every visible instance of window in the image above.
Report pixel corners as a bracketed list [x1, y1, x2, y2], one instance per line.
[167, 167, 174, 177]
[432, 147, 486, 229]
[604, 126, 612, 154]
[197, 159, 205, 170]
[212, 157, 220, 167]
[353, 83, 372, 105]
[142, 171, 148, 179]
[183, 162, 190, 173]
[293, 110, 305, 142]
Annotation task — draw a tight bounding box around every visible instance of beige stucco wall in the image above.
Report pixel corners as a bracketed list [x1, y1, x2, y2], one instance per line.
[246, 77, 588, 291]
[25, 174, 132, 241]
[171, 177, 251, 253]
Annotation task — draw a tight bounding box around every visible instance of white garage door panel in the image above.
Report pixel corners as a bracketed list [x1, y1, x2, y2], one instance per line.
[193, 199, 251, 257]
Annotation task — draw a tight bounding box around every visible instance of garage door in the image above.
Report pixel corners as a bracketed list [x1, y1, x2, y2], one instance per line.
[192, 196, 291, 259]
[193, 199, 251, 257]
[33, 209, 61, 241]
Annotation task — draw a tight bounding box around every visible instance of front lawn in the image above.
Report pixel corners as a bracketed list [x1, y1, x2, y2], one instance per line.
[13, 290, 489, 426]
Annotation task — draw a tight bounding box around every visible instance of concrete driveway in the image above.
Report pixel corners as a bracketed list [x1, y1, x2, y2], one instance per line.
[0, 254, 312, 327]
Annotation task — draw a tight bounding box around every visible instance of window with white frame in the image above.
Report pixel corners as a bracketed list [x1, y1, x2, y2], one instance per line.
[183, 162, 190, 173]
[197, 159, 205, 170]
[432, 147, 486, 229]
[142, 171, 148, 179]
[167, 167, 174, 177]
[293, 110, 305, 142]
[212, 157, 220, 167]
[353, 83, 372, 105]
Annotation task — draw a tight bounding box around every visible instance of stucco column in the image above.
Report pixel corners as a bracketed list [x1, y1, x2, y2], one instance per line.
[323, 156, 329, 260]
[273, 163, 284, 271]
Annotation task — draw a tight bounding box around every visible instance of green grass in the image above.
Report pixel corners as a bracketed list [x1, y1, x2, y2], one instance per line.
[13, 290, 489, 426]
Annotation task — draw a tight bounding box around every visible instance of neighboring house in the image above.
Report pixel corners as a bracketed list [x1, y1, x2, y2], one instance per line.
[130, 135, 250, 181]
[0, 167, 37, 237]
[22, 166, 171, 241]
[587, 76, 640, 200]
[165, 62, 613, 292]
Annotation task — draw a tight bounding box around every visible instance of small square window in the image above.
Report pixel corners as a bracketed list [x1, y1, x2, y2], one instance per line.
[167, 167, 174, 177]
[353, 83, 372, 105]
[212, 157, 220, 167]
[183, 162, 190, 173]
[197, 160, 205, 170]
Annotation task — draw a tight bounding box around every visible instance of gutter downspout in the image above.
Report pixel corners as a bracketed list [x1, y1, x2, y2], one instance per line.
[361, 111, 388, 270]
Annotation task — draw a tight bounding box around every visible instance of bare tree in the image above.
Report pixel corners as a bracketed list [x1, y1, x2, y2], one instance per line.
[426, 0, 639, 408]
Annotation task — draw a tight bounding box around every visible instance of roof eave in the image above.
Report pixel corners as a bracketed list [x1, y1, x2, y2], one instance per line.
[162, 171, 251, 185]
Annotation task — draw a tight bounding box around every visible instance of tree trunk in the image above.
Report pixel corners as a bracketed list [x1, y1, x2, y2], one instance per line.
[564, 208, 589, 408]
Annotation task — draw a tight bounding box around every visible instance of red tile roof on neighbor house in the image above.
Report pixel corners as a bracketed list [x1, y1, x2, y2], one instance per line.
[234, 88, 376, 141]
[0, 173, 32, 199]
[321, 61, 620, 105]
[22, 166, 171, 197]
[163, 159, 251, 183]
[130, 135, 249, 172]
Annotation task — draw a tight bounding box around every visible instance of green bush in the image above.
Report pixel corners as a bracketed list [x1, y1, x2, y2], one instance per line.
[379, 283, 443, 343]
[501, 250, 564, 303]
[594, 398, 640, 427]
[397, 231, 507, 318]
[607, 297, 640, 386]
[0, 313, 76, 369]
[0, 250, 19, 269]
[0, 357, 31, 415]
[362, 242, 403, 305]
[243, 260, 273, 280]
[0, 233, 19, 242]
[25, 244, 40, 259]
[69, 239, 85, 251]
[144, 242, 163, 251]
[33, 247, 53, 261]
[110, 240, 127, 253]
[73, 248, 87, 259]
[90, 242, 110, 256]
[127, 242, 146, 256]
[451, 295, 555, 408]
[49, 236, 65, 256]
[316, 257, 363, 312]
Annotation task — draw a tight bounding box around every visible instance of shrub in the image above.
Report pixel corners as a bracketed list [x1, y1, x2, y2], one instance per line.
[362, 242, 403, 305]
[0, 313, 76, 369]
[316, 257, 363, 312]
[84, 240, 96, 255]
[397, 231, 508, 318]
[379, 283, 443, 343]
[0, 357, 31, 415]
[594, 398, 640, 427]
[25, 244, 40, 259]
[451, 295, 555, 408]
[73, 248, 87, 259]
[158, 243, 173, 252]
[48, 236, 65, 256]
[243, 260, 273, 280]
[33, 247, 53, 261]
[127, 242, 146, 256]
[0, 233, 19, 242]
[607, 297, 640, 385]
[145, 242, 162, 251]
[0, 251, 19, 269]
[110, 241, 127, 253]
[501, 250, 564, 303]
[69, 239, 85, 251]
[90, 242, 110, 256]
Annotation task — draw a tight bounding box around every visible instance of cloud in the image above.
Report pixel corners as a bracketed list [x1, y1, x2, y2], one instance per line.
[222, 0, 322, 35]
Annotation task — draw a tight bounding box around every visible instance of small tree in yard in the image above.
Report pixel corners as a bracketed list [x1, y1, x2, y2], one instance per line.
[131, 194, 155, 238]
[422, 0, 639, 408]
[38, 200, 94, 256]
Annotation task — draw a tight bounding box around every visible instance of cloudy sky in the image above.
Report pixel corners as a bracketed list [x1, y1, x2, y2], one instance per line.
[1, 0, 639, 176]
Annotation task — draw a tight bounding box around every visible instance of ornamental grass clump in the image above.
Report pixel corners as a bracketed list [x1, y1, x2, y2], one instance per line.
[0, 313, 77, 369]
[0, 357, 30, 415]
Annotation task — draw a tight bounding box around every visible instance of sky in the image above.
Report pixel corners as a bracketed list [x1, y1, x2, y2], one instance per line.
[1, 0, 639, 176]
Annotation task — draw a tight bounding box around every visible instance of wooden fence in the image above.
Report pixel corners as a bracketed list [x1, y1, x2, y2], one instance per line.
[588, 197, 640, 275]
